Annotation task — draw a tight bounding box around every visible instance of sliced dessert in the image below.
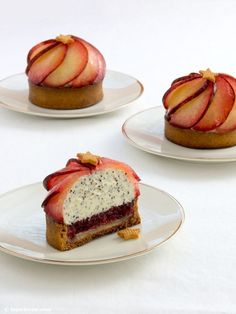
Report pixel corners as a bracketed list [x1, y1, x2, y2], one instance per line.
[42, 152, 141, 251]
[163, 69, 236, 148]
[26, 35, 106, 109]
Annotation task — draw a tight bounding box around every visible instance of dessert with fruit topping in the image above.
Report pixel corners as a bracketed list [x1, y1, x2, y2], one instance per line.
[26, 35, 106, 109]
[163, 69, 236, 148]
[42, 152, 141, 251]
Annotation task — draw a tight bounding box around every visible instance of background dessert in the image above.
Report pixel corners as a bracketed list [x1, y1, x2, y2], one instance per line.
[26, 35, 106, 109]
[163, 69, 236, 148]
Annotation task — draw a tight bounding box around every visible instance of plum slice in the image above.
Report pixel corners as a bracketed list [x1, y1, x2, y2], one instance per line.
[27, 43, 67, 84]
[71, 38, 99, 87]
[27, 39, 57, 63]
[216, 74, 236, 133]
[163, 77, 208, 111]
[43, 40, 88, 87]
[193, 76, 235, 131]
[168, 81, 214, 128]
[43, 165, 89, 191]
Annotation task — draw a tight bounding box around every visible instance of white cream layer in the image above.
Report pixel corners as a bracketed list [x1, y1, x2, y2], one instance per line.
[63, 168, 135, 224]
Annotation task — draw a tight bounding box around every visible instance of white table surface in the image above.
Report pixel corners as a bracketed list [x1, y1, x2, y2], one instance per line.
[0, 0, 236, 313]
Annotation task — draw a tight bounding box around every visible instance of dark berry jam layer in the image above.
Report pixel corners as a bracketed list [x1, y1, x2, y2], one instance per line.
[67, 201, 134, 239]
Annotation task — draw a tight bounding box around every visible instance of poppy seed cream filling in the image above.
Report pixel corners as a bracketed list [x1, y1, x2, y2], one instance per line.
[63, 168, 135, 225]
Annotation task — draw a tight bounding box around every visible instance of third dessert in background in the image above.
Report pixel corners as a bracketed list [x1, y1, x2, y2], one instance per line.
[42, 152, 141, 251]
[26, 35, 106, 109]
[163, 69, 236, 148]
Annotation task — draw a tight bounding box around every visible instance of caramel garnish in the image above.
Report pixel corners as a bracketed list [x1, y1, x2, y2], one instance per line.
[199, 68, 217, 82]
[55, 34, 74, 45]
[77, 151, 100, 166]
[117, 228, 140, 240]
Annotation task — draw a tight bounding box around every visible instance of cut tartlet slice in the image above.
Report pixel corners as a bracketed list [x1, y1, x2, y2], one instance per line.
[163, 68, 236, 148]
[26, 35, 106, 109]
[42, 152, 141, 251]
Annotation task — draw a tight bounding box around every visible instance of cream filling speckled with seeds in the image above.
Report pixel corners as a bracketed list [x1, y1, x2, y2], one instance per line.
[63, 168, 135, 224]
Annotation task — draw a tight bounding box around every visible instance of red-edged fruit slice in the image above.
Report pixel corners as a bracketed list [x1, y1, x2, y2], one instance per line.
[216, 74, 236, 133]
[171, 73, 201, 86]
[43, 165, 88, 191]
[42, 170, 90, 223]
[66, 158, 84, 168]
[71, 38, 99, 87]
[27, 44, 67, 84]
[168, 81, 214, 128]
[26, 42, 61, 75]
[163, 77, 207, 111]
[43, 40, 88, 87]
[27, 39, 56, 63]
[194, 76, 235, 131]
[93, 50, 106, 83]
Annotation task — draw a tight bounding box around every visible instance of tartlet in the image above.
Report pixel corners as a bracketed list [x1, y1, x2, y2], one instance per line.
[42, 152, 141, 251]
[26, 35, 106, 109]
[163, 69, 236, 148]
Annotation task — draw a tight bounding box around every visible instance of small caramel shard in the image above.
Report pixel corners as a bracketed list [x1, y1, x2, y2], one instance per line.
[117, 228, 140, 240]
[56, 34, 74, 45]
[77, 151, 100, 166]
[199, 68, 216, 82]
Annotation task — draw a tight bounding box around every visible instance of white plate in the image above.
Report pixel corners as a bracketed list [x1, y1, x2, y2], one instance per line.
[0, 70, 143, 118]
[122, 106, 236, 163]
[0, 182, 184, 265]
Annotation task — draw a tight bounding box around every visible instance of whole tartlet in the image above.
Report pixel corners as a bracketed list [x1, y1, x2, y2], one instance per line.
[26, 35, 106, 109]
[42, 152, 141, 251]
[163, 69, 236, 148]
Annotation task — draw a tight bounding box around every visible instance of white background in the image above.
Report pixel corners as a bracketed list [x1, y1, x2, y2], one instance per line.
[0, 0, 236, 313]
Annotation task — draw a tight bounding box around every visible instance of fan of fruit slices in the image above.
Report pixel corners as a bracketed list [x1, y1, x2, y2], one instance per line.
[163, 69, 236, 133]
[26, 35, 106, 88]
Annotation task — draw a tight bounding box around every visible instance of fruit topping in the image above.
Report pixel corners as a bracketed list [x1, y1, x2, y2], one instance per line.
[168, 82, 213, 128]
[216, 74, 236, 133]
[26, 35, 106, 88]
[42, 40, 88, 87]
[163, 69, 236, 132]
[27, 44, 67, 84]
[193, 76, 234, 131]
[163, 77, 207, 111]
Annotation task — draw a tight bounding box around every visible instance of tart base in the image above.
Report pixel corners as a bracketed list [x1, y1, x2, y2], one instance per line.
[165, 120, 236, 149]
[28, 81, 103, 110]
[46, 201, 141, 251]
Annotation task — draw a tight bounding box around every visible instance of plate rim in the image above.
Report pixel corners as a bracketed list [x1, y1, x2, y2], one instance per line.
[122, 106, 236, 163]
[0, 70, 144, 119]
[0, 181, 184, 266]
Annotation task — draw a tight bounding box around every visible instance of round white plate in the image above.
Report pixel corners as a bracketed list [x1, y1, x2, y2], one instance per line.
[0, 70, 143, 118]
[122, 106, 236, 163]
[0, 182, 184, 265]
